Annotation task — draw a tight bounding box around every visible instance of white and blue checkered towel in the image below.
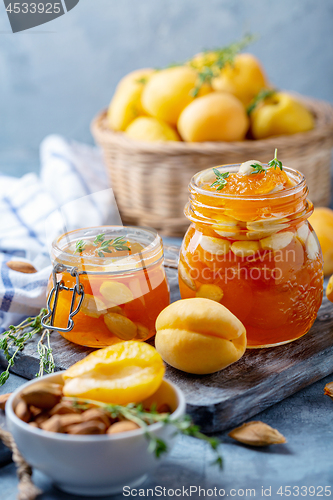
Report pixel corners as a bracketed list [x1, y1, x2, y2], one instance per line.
[0, 135, 120, 332]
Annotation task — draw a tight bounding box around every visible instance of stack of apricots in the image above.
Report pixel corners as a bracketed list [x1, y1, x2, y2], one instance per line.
[107, 35, 314, 143]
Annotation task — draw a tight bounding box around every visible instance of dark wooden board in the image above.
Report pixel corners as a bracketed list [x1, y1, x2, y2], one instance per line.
[1, 260, 333, 433]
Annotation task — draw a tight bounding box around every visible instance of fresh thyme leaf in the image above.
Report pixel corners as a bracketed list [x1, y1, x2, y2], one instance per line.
[250, 163, 266, 175]
[0, 308, 51, 386]
[210, 168, 229, 191]
[189, 33, 257, 97]
[93, 233, 105, 246]
[268, 148, 283, 171]
[98, 251, 105, 257]
[75, 240, 86, 253]
[246, 88, 276, 115]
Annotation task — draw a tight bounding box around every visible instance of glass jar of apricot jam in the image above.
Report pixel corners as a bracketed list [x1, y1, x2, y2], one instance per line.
[43, 226, 170, 348]
[179, 161, 324, 348]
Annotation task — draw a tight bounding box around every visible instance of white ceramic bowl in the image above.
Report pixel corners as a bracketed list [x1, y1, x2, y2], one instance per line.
[6, 372, 186, 496]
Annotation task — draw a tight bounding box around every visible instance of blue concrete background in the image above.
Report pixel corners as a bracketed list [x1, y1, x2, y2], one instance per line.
[0, 0, 332, 177]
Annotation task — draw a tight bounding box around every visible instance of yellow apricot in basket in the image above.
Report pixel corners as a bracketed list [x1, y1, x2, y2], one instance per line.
[125, 117, 180, 142]
[155, 298, 246, 375]
[212, 53, 268, 106]
[141, 66, 211, 126]
[107, 68, 154, 131]
[177, 92, 249, 142]
[63, 341, 165, 405]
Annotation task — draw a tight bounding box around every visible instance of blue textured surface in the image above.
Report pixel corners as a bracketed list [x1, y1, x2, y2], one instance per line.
[0, 0, 332, 177]
[1, 372, 333, 500]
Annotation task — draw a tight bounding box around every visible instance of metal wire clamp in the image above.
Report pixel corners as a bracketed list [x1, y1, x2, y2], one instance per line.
[41, 263, 85, 332]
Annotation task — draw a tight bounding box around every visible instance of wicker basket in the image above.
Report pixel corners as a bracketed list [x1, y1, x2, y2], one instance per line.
[91, 95, 333, 237]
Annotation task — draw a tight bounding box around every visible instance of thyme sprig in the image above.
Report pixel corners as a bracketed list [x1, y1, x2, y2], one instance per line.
[93, 234, 130, 257]
[63, 397, 223, 467]
[36, 328, 55, 378]
[75, 240, 86, 253]
[189, 33, 256, 97]
[268, 148, 283, 171]
[0, 309, 52, 386]
[210, 168, 229, 191]
[250, 163, 266, 175]
[246, 88, 276, 115]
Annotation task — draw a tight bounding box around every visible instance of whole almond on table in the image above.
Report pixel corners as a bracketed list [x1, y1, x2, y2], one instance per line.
[107, 420, 140, 434]
[324, 382, 333, 398]
[0, 393, 11, 411]
[228, 421, 286, 447]
[21, 383, 62, 409]
[6, 261, 37, 274]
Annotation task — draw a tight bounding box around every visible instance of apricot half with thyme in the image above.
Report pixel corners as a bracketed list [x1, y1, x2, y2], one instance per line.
[63, 341, 165, 405]
[155, 298, 246, 374]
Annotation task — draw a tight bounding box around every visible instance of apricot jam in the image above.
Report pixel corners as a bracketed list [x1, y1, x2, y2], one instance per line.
[47, 226, 170, 348]
[179, 164, 324, 348]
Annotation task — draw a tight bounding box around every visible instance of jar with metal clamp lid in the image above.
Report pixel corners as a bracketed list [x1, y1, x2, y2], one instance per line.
[42, 226, 170, 348]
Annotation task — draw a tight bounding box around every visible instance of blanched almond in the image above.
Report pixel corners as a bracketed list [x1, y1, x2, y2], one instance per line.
[29, 422, 39, 428]
[100, 281, 133, 306]
[260, 231, 294, 251]
[0, 393, 11, 411]
[178, 261, 196, 291]
[67, 420, 106, 435]
[81, 294, 107, 318]
[238, 160, 266, 175]
[104, 312, 137, 340]
[196, 284, 224, 302]
[229, 421, 286, 446]
[6, 261, 37, 274]
[21, 383, 63, 409]
[231, 241, 260, 257]
[15, 400, 31, 422]
[107, 420, 140, 434]
[306, 232, 320, 260]
[199, 235, 230, 255]
[296, 223, 309, 244]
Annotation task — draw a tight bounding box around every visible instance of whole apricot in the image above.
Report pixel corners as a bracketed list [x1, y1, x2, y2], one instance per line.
[309, 207, 333, 275]
[125, 117, 180, 142]
[212, 53, 268, 106]
[107, 68, 154, 131]
[141, 66, 211, 126]
[177, 92, 249, 142]
[250, 92, 314, 139]
[155, 298, 246, 374]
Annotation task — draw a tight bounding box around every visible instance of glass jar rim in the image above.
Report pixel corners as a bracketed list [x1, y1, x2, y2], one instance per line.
[51, 225, 164, 274]
[190, 164, 306, 201]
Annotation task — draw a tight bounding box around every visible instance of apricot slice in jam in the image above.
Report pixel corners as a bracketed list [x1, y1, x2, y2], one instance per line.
[81, 294, 107, 318]
[231, 241, 260, 257]
[104, 312, 137, 340]
[62, 341, 165, 405]
[100, 281, 134, 306]
[196, 284, 224, 302]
